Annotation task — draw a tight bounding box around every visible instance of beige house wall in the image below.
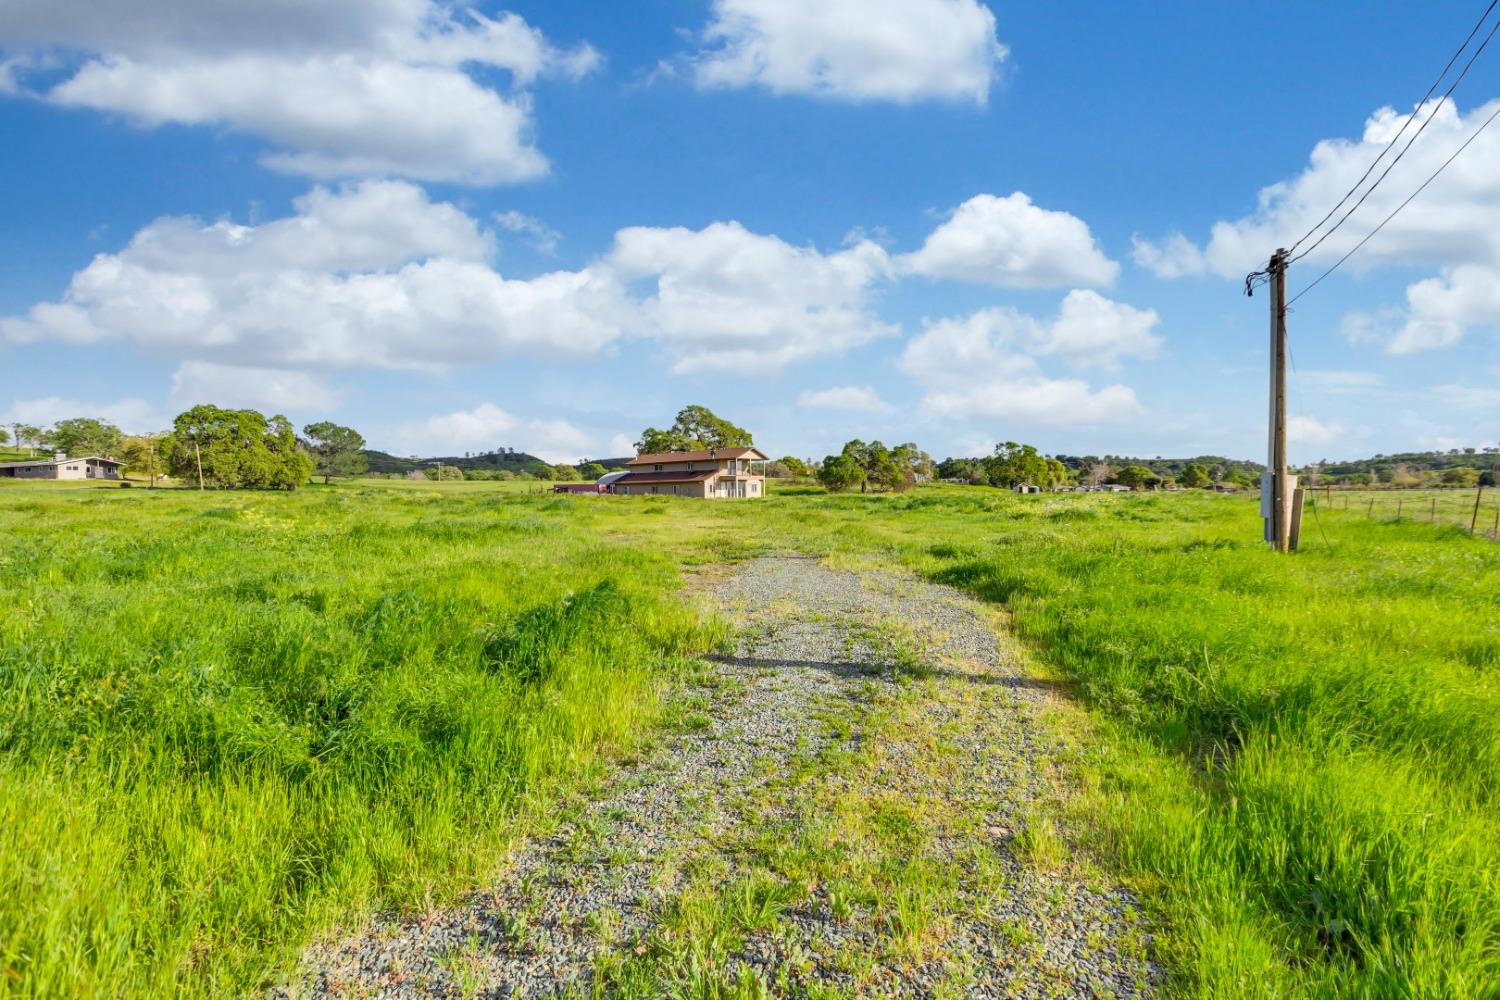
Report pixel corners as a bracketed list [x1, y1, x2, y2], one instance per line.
[634, 459, 718, 473]
[620, 453, 768, 499]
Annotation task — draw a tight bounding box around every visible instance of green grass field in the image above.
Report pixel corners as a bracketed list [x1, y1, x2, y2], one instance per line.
[1, 483, 1495, 996]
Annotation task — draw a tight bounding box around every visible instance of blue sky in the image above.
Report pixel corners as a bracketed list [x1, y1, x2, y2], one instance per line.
[2, 0, 1497, 464]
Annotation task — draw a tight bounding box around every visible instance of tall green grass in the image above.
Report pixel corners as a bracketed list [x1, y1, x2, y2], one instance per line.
[896, 494, 1500, 996]
[3, 483, 1495, 996]
[0, 487, 720, 996]
[677, 486, 1499, 994]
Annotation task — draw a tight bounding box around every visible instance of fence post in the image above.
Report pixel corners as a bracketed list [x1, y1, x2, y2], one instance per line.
[1396, 496, 1403, 519]
[1431, 497, 1437, 522]
[1367, 497, 1375, 517]
[1472, 486, 1485, 534]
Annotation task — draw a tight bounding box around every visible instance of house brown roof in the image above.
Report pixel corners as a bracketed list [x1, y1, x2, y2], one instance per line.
[628, 447, 765, 466]
[612, 470, 718, 485]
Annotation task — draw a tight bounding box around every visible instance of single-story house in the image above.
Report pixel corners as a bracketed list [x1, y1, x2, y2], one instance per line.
[0, 454, 122, 480]
[609, 447, 769, 498]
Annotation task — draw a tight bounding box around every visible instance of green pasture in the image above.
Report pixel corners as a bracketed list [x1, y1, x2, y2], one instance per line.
[0, 482, 1495, 997]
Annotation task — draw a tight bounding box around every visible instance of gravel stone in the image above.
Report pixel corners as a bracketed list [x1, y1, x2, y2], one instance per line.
[283, 555, 1159, 998]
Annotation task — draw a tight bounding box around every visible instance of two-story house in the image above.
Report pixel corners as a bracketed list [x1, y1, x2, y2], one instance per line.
[611, 447, 769, 498]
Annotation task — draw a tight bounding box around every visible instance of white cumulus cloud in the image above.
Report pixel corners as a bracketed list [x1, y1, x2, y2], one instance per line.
[1, 2, 597, 184]
[0, 181, 626, 370]
[1, 184, 1136, 391]
[898, 299, 1151, 426]
[1134, 100, 1500, 280]
[169, 361, 339, 412]
[494, 210, 561, 255]
[901, 193, 1118, 289]
[386, 403, 592, 463]
[1389, 264, 1500, 354]
[688, 0, 1006, 105]
[1131, 232, 1207, 278]
[1338, 264, 1500, 355]
[606, 221, 896, 373]
[796, 385, 890, 411]
[1133, 99, 1500, 354]
[1041, 290, 1161, 368]
[1288, 415, 1342, 448]
[1, 395, 159, 433]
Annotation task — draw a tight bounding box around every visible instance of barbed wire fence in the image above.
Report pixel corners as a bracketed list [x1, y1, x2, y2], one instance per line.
[1307, 486, 1497, 538]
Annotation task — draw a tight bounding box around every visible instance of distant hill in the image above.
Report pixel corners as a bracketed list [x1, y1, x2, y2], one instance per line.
[362, 450, 632, 475]
[1052, 449, 1499, 480]
[363, 449, 547, 475]
[1053, 454, 1265, 480]
[946, 448, 1498, 487]
[1315, 448, 1498, 477]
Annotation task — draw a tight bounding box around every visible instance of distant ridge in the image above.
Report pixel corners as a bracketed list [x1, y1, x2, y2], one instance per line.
[1053, 448, 1497, 478]
[362, 450, 633, 475]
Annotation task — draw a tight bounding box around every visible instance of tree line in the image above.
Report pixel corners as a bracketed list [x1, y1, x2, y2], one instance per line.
[5, 407, 368, 490]
[13, 401, 1489, 493]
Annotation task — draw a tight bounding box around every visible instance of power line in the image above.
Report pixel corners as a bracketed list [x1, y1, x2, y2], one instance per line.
[1287, 0, 1500, 258]
[1288, 7, 1500, 265]
[1278, 1, 1500, 257]
[1288, 97, 1500, 305]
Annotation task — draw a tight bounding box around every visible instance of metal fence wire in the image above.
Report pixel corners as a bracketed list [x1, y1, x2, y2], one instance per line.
[1309, 486, 1497, 538]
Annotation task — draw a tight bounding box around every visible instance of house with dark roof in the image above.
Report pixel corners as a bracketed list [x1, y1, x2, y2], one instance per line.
[610, 447, 768, 498]
[0, 454, 122, 481]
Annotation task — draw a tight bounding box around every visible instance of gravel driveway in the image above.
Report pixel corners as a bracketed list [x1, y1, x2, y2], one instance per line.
[285, 555, 1157, 998]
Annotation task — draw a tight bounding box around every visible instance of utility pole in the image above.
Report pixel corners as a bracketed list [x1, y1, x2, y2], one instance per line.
[1264, 249, 1293, 552]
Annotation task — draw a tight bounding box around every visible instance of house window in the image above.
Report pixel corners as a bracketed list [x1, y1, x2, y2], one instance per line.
[653, 464, 663, 472]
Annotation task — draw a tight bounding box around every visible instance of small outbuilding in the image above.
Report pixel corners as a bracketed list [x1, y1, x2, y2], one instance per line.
[1013, 483, 1042, 494]
[0, 454, 122, 480]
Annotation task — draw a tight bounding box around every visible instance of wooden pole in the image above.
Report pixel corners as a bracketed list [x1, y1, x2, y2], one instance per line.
[1289, 487, 1306, 551]
[1268, 250, 1291, 552]
[1396, 496, 1403, 519]
[193, 437, 205, 492]
[1367, 497, 1374, 517]
[1430, 497, 1437, 523]
[1472, 486, 1485, 534]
